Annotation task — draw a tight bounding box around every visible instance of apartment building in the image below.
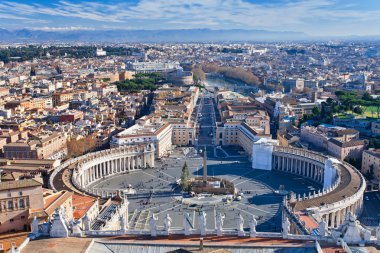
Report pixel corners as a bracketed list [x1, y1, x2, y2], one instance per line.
[327, 138, 368, 161]
[111, 116, 172, 157]
[5, 97, 53, 111]
[3, 133, 67, 160]
[170, 122, 196, 146]
[361, 149, 380, 181]
[52, 92, 74, 107]
[300, 125, 359, 150]
[0, 179, 44, 233]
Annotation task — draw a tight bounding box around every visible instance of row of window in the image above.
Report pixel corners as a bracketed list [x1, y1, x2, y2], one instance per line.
[0, 199, 28, 212]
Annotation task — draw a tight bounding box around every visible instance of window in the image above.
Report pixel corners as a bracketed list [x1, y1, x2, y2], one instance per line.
[10, 219, 14, 222]
[19, 199, 25, 208]
[7, 193, 11, 198]
[8, 201, 13, 210]
[19, 191, 23, 196]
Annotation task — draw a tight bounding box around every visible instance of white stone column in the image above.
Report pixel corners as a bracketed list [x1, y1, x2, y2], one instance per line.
[94, 165, 97, 179]
[88, 168, 91, 182]
[325, 214, 330, 228]
[150, 153, 155, 167]
[84, 170, 89, 185]
[281, 156, 284, 171]
[336, 210, 341, 227]
[331, 212, 336, 228]
[88, 169, 91, 183]
[92, 167, 95, 181]
[131, 157, 135, 170]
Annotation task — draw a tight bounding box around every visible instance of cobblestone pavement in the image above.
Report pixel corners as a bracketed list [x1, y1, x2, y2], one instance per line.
[89, 155, 321, 232]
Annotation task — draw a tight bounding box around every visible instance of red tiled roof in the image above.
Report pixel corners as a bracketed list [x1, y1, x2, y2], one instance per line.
[72, 193, 97, 220]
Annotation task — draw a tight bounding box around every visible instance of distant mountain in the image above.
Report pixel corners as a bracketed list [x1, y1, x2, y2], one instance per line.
[0, 28, 310, 43]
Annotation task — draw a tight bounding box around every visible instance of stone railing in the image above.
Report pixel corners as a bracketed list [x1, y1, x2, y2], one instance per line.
[49, 156, 82, 191]
[290, 172, 341, 203]
[85, 230, 125, 236]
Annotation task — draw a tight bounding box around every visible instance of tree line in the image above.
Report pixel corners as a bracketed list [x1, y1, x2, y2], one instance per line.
[115, 73, 164, 92]
[192, 62, 260, 86]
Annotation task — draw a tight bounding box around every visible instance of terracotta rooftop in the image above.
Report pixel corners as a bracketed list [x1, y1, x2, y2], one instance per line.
[0, 179, 42, 191]
[72, 193, 97, 220]
[0, 232, 28, 253]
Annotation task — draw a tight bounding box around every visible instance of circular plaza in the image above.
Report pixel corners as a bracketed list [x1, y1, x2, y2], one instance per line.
[79, 153, 321, 232]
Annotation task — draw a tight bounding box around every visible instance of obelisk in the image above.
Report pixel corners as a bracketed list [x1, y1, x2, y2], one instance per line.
[203, 146, 207, 183]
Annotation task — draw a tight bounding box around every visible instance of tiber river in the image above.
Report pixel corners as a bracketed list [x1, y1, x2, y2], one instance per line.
[205, 73, 258, 95]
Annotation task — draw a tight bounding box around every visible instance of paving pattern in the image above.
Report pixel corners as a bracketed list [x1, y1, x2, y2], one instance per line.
[89, 155, 321, 232]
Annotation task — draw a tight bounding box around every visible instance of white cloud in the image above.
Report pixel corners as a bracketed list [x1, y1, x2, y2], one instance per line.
[0, 0, 379, 34]
[33, 26, 97, 31]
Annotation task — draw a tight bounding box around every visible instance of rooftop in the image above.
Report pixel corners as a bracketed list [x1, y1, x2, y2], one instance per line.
[0, 179, 42, 191]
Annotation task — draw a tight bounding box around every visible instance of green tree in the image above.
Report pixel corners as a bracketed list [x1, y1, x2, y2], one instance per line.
[180, 162, 191, 192]
[312, 106, 320, 115]
[362, 92, 372, 101]
[353, 106, 363, 115]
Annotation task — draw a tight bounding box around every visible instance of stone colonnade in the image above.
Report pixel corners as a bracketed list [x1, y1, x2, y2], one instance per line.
[72, 144, 155, 191]
[272, 146, 365, 229]
[272, 153, 324, 184]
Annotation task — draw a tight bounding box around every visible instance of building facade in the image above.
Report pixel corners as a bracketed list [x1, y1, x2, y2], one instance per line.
[0, 179, 43, 233]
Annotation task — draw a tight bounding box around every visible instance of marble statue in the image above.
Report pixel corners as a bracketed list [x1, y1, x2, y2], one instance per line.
[198, 211, 207, 236]
[82, 214, 90, 231]
[215, 213, 225, 236]
[149, 213, 158, 237]
[31, 216, 39, 235]
[40, 222, 50, 236]
[282, 217, 291, 238]
[332, 211, 371, 245]
[319, 218, 327, 237]
[183, 213, 192, 235]
[50, 208, 69, 238]
[163, 213, 172, 235]
[249, 215, 257, 238]
[236, 213, 245, 236]
[363, 228, 371, 242]
[119, 215, 126, 232]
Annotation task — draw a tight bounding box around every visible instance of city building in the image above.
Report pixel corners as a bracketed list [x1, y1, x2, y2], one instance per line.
[361, 149, 380, 181]
[3, 133, 67, 160]
[0, 179, 43, 233]
[111, 116, 172, 157]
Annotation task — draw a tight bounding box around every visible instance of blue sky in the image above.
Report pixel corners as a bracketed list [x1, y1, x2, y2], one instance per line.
[0, 0, 379, 36]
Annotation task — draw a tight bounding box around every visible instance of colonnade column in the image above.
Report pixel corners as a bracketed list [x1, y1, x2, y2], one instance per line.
[336, 210, 341, 227]
[331, 212, 336, 228]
